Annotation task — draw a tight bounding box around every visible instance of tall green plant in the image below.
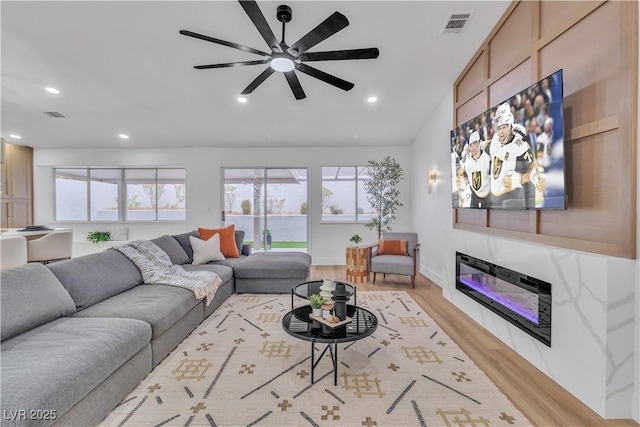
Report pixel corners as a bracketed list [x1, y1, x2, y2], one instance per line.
[363, 156, 404, 238]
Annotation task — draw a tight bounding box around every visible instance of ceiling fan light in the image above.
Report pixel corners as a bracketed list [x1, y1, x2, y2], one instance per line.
[270, 57, 294, 72]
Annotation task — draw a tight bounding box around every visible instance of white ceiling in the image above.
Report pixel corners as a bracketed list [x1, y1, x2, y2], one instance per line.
[1, 1, 510, 150]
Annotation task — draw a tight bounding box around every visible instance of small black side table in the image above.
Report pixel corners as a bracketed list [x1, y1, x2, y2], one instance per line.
[281, 304, 377, 385]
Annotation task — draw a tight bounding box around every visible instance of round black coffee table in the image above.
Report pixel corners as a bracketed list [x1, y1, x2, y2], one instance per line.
[291, 280, 356, 308]
[281, 304, 377, 385]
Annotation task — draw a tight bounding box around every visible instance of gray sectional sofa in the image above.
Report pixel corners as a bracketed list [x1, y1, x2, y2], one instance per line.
[0, 230, 310, 427]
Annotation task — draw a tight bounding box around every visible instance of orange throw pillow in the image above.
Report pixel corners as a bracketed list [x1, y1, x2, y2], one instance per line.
[378, 239, 408, 256]
[198, 225, 239, 258]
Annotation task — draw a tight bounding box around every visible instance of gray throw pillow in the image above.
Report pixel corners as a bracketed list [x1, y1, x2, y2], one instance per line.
[171, 230, 200, 263]
[1, 263, 76, 341]
[151, 235, 190, 265]
[234, 230, 245, 256]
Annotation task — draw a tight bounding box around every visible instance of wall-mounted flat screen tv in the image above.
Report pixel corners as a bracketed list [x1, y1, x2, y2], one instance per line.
[450, 69, 565, 209]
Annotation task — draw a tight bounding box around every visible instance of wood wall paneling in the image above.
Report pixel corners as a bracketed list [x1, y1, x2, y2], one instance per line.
[487, 209, 530, 233]
[540, 1, 605, 42]
[539, 2, 620, 128]
[452, 0, 637, 259]
[488, 59, 533, 107]
[618, 0, 639, 258]
[538, 132, 618, 244]
[455, 208, 487, 227]
[457, 92, 489, 125]
[456, 51, 486, 104]
[488, 1, 535, 78]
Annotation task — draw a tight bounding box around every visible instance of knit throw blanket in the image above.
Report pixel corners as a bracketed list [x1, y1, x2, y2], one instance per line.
[113, 240, 221, 306]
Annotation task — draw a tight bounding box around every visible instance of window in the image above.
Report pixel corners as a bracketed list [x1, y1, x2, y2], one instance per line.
[90, 169, 121, 220]
[55, 169, 88, 221]
[321, 166, 374, 222]
[54, 168, 185, 221]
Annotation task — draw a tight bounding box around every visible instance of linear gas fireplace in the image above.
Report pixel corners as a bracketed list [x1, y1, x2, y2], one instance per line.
[456, 252, 551, 346]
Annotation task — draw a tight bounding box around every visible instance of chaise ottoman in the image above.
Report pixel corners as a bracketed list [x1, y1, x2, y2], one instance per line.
[234, 252, 311, 293]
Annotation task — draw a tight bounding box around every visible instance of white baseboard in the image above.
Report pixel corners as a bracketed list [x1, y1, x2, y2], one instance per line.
[633, 392, 640, 423]
[419, 265, 442, 286]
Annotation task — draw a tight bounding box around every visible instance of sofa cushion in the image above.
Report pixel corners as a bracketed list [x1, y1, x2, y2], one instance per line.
[73, 285, 202, 339]
[172, 230, 200, 263]
[371, 255, 414, 275]
[1, 317, 150, 422]
[47, 250, 143, 311]
[234, 252, 311, 279]
[198, 225, 239, 258]
[150, 234, 190, 265]
[182, 263, 234, 284]
[1, 263, 76, 341]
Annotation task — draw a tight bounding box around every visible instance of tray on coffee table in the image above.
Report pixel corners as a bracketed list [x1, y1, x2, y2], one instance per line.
[308, 313, 352, 328]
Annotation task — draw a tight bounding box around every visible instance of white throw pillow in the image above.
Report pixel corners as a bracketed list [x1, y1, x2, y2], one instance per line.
[190, 234, 225, 265]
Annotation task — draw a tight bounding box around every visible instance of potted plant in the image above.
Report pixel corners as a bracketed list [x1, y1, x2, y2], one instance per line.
[308, 293, 326, 316]
[86, 231, 111, 243]
[349, 234, 363, 247]
[363, 156, 404, 238]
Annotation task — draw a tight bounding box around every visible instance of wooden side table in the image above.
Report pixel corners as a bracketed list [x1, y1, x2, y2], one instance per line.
[346, 246, 370, 283]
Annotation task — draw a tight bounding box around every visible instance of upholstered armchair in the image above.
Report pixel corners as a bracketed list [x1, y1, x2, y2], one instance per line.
[370, 232, 420, 288]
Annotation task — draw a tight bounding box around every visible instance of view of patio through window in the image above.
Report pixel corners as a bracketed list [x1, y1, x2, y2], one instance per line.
[321, 166, 374, 222]
[223, 168, 307, 252]
[54, 168, 186, 221]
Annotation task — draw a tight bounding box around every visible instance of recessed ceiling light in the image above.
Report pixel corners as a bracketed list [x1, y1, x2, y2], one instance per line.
[9, 134, 21, 139]
[237, 97, 248, 103]
[118, 134, 129, 139]
[45, 87, 60, 94]
[367, 96, 378, 103]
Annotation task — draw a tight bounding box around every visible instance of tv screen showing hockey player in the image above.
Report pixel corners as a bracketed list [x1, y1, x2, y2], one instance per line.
[450, 69, 565, 210]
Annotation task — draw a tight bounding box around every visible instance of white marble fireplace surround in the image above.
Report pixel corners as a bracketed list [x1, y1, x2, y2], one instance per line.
[429, 234, 636, 419]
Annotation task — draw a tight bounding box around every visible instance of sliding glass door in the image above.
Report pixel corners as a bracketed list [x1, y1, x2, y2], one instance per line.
[222, 168, 307, 252]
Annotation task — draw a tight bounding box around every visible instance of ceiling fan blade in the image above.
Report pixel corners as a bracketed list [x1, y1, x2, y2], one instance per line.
[296, 63, 354, 91]
[194, 60, 268, 69]
[179, 30, 270, 57]
[288, 12, 349, 55]
[239, 1, 281, 53]
[284, 71, 306, 100]
[241, 67, 276, 94]
[301, 48, 380, 62]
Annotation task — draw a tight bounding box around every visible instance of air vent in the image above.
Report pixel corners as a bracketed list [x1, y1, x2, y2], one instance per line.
[44, 111, 65, 118]
[441, 11, 473, 34]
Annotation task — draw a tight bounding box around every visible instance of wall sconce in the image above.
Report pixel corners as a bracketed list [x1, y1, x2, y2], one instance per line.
[428, 170, 437, 193]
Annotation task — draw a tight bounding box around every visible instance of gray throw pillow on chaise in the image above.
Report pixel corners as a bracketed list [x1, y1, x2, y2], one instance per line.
[234, 230, 245, 255]
[1, 263, 76, 341]
[47, 250, 143, 310]
[150, 234, 190, 265]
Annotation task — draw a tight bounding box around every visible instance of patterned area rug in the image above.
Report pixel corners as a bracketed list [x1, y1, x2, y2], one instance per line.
[99, 291, 533, 426]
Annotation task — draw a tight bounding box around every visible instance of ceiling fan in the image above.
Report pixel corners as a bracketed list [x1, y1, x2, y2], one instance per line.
[179, 1, 379, 100]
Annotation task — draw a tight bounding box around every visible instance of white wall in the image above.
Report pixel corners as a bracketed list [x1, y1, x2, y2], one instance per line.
[411, 90, 638, 420]
[33, 146, 411, 263]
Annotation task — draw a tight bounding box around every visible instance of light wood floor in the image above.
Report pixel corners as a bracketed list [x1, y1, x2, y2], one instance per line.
[309, 266, 639, 427]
